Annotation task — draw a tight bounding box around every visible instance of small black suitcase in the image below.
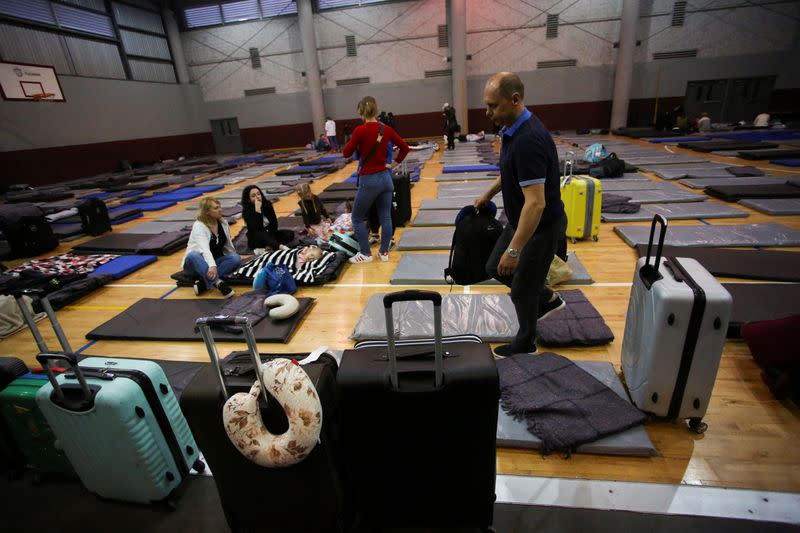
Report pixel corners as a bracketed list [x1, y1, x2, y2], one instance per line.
[181, 317, 346, 533]
[391, 168, 412, 227]
[338, 290, 499, 530]
[77, 198, 111, 236]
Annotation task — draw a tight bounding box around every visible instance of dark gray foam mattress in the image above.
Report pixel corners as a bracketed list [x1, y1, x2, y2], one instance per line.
[389, 252, 592, 285]
[739, 198, 800, 215]
[86, 297, 314, 342]
[601, 202, 748, 222]
[614, 223, 800, 248]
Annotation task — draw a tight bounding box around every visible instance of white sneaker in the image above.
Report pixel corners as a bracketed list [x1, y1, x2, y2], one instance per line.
[349, 252, 373, 264]
[253, 248, 266, 256]
[379, 252, 389, 262]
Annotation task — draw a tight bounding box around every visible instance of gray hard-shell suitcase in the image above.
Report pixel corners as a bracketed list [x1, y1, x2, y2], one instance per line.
[621, 215, 733, 433]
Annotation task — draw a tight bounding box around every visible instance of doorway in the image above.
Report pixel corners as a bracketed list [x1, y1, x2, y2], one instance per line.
[210, 118, 243, 154]
[685, 76, 775, 124]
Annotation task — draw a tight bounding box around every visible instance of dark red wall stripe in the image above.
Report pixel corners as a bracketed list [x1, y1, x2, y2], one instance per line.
[0, 132, 214, 186]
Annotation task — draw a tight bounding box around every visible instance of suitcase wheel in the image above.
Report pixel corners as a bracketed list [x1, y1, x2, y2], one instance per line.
[592, 235, 598, 242]
[570, 237, 577, 244]
[192, 459, 206, 474]
[688, 418, 708, 434]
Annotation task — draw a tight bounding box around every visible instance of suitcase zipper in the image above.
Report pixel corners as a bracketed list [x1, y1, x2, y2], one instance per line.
[67, 367, 190, 477]
[663, 257, 706, 420]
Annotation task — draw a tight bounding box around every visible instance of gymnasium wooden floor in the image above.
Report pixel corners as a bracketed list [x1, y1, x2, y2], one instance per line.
[2, 136, 799, 494]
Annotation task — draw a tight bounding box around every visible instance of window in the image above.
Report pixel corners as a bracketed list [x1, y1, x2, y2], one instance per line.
[318, 0, 387, 9]
[185, 5, 223, 28]
[0, 0, 57, 25]
[52, 3, 115, 37]
[259, 0, 297, 17]
[222, 0, 261, 23]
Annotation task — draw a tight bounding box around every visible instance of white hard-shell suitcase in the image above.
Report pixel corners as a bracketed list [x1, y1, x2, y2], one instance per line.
[621, 215, 732, 433]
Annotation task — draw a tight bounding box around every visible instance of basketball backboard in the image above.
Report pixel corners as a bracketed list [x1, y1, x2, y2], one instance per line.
[0, 61, 65, 102]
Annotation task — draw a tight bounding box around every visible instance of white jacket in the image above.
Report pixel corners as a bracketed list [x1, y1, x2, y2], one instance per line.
[183, 220, 236, 268]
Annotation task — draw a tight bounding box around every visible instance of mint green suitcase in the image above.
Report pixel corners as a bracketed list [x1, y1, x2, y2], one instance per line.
[35, 354, 204, 505]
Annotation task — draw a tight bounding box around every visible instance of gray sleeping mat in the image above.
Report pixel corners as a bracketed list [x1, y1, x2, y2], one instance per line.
[600, 181, 683, 192]
[614, 189, 707, 204]
[651, 168, 736, 180]
[497, 360, 657, 456]
[678, 176, 790, 189]
[156, 210, 202, 222]
[203, 176, 248, 185]
[614, 223, 800, 248]
[397, 228, 455, 250]
[435, 173, 496, 182]
[216, 189, 247, 199]
[412, 209, 505, 227]
[118, 220, 192, 234]
[185, 198, 239, 210]
[389, 252, 592, 285]
[420, 197, 504, 210]
[739, 198, 800, 215]
[601, 202, 749, 222]
[624, 155, 707, 165]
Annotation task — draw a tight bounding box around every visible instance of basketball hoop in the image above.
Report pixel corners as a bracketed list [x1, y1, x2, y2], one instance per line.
[30, 92, 56, 102]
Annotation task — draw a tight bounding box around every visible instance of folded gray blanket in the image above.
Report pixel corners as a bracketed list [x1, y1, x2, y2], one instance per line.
[497, 353, 647, 453]
[602, 193, 640, 213]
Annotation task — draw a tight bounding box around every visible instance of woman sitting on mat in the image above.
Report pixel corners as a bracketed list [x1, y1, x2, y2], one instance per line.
[342, 95, 409, 264]
[241, 185, 294, 255]
[296, 183, 332, 239]
[183, 197, 240, 298]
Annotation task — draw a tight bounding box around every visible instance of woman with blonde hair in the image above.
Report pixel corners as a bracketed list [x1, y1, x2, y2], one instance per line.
[342, 95, 409, 263]
[183, 196, 240, 297]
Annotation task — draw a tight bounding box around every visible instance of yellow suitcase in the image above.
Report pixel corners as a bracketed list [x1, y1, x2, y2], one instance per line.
[560, 169, 601, 243]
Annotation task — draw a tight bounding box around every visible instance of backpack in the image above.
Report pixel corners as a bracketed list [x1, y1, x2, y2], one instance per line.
[77, 198, 111, 236]
[0, 203, 58, 259]
[444, 203, 503, 286]
[589, 152, 626, 178]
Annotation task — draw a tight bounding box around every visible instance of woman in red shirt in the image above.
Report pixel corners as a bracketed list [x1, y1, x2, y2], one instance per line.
[342, 96, 409, 263]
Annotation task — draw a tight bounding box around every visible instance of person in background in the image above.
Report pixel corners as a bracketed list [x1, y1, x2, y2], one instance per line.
[325, 117, 338, 151]
[754, 112, 771, 127]
[443, 103, 460, 150]
[378, 111, 388, 125]
[183, 197, 240, 298]
[343, 121, 354, 145]
[697, 112, 711, 132]
[387, 112, 397, 129]
[343, 95, 409, 264]
[475, 72, 567, 357]
[315, 134, 331, 152]
[240, 185, 293, 255]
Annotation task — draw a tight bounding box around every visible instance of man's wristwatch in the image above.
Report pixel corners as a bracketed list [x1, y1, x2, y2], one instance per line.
[506, 248, 519, 258]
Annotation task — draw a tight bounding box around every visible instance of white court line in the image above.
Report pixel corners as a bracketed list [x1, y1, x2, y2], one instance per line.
[664, 145, 675, 153]
[497, 474, 800, 525]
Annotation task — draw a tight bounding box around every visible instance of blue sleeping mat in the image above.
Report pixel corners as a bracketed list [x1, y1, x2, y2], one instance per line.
[314, 156, 345, 164]
[131, 201, 177, 211]
[80, 191, 117, 200]
[120, 189, 144, 198]
[111, 213, 143, 225]
[443, 164, 500, 173]
[771, 159, 800, 167]
[187, 184, 225, 193]
[89, 254, 157, 279]
[647, 136, 712, 144]
[147, 190, 204, 202]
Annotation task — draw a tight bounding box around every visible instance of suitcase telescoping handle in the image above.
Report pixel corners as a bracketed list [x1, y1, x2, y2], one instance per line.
[382, 290, 444, 389]
[195, 316, 271, 405]
[14, 289, 73, 355]
[562, 151, 575, 185]
[641, 214, 668, 289]
[35, 352, 92, 403]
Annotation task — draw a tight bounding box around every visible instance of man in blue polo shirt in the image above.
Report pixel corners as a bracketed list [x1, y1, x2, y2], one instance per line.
[475, 72, 567, 357]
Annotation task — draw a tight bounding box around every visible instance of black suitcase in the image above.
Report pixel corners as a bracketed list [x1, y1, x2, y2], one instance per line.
[0, 204, 59, 259]
[77, 198, 111, 236]
[181, 317, 346, 533]
[391, 170, 411, 227]
[338, 290, 499, 530]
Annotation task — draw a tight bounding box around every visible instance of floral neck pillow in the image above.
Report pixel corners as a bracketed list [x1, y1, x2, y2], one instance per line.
[222, 358, 322, 467]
